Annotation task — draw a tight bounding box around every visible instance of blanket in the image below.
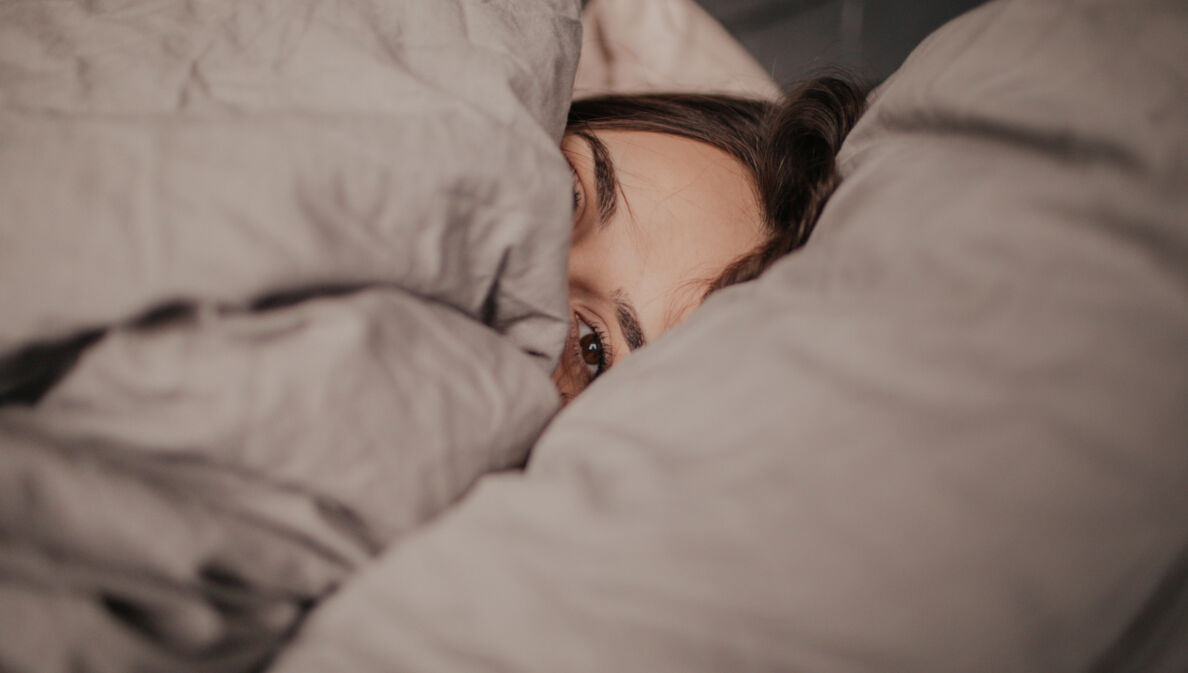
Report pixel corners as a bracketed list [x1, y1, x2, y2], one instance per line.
[0, 1, 581, 671]
[272, 0, 1188, 671]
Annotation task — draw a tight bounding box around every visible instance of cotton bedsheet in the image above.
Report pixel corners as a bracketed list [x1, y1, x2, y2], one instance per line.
[0, 1, 581, 671]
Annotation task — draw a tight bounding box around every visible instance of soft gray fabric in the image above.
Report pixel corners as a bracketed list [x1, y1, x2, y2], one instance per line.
[273, 0, 1188, 671]
[0, 0, 580, 671]
[0, 0, 578, 360]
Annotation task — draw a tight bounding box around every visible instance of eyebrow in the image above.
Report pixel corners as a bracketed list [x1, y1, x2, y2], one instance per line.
[612, 289, 646, 351]
[575, 131, 618, 225]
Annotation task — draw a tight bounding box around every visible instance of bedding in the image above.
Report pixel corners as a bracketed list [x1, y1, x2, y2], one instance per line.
[0, 0, 580, 671]
[574, 0, 780, 99]
[270, 0, 1188, 672]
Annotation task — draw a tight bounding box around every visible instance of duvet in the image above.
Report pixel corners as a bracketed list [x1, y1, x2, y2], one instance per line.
[0, 1, 580, 671]
[275, 1, 1188, 672]
[5, 0, 1188, 671]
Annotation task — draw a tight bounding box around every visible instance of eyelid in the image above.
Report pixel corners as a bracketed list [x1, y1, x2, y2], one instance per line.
[590, 318, 614, 370]
[566, 157, 586, 218]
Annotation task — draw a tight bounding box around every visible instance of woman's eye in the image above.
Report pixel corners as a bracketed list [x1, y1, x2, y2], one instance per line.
[576, 319, 606, 377]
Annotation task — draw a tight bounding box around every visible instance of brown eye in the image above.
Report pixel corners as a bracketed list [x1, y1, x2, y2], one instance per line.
[575, 319, 608, 378]
[580, 331, 601, 365]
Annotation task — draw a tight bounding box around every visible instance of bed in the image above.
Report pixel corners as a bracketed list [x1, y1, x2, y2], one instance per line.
[1, 0, 1185, 671]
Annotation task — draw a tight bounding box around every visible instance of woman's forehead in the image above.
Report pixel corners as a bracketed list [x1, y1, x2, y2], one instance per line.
[596, 130, 762, 250]
[566, 129, 764, 336]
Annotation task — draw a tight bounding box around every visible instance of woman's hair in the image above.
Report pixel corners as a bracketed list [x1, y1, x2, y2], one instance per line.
[565, 76, 866, 296]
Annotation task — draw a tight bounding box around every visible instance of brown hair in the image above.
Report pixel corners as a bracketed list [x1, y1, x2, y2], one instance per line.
[564, 76, 866, 295]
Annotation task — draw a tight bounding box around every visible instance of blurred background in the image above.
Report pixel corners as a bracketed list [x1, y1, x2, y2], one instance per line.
[694, 0, 987, 86]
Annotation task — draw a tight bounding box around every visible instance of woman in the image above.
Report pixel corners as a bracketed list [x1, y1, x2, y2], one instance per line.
[553, 77, 866, 401]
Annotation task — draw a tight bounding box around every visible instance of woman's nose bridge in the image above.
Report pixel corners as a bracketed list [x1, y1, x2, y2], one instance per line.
[566, 224, 613, 279]
[565, 233, 590, 280]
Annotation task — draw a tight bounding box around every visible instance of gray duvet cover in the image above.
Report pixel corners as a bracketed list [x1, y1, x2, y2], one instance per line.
[5, 0, 1186, 671]
[274, 1, 1188, 672]
[0, 1, 580, 671]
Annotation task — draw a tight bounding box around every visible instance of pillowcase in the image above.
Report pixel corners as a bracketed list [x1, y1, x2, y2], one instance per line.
[272, 0, 1188, 671]
[574, 0, 780, 99]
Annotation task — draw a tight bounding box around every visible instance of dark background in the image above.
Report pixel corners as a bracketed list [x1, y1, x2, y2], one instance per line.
[693, 0, 987, 86]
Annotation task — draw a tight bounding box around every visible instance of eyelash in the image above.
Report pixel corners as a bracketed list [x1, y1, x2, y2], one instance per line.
[568, 161, 584, 214]
[575, 313, 614, 379]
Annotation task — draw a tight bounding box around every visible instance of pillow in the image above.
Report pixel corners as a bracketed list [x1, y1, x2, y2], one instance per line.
[573, 0, 780, 99]
[272, 0, 1188, 671]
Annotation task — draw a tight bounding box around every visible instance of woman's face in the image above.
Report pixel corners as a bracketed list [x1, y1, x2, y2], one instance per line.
[553, 129, 765, 401]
